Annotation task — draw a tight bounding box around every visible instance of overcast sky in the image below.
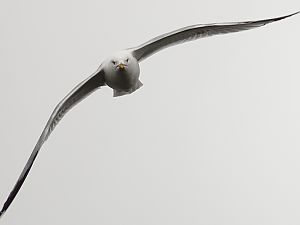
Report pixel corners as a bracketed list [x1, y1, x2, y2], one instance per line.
[0, 0, 299, 224]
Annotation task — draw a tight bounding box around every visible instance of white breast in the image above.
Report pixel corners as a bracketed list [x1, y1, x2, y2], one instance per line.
[103, 51, 140, 91]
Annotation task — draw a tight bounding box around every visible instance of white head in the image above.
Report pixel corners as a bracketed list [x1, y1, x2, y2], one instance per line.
[104, 51, 139, 73]
[103, 50, 140, 91]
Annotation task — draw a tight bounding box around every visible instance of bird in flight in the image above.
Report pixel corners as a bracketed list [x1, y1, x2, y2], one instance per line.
[0, 12, 298, 218]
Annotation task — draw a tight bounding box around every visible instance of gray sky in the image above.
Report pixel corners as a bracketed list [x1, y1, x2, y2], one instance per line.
[0, 0, 300, 224]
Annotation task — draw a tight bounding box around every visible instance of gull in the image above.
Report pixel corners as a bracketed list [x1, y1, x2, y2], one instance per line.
[0, 12, 298, 218]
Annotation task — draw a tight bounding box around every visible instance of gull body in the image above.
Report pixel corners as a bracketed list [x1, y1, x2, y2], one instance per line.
[0, 12, 299, 218]
[103, 51, 141, 96]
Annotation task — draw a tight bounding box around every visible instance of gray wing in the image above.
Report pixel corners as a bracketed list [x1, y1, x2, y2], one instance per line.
[0, 67, 106, 218]
[131, 12, 299, 62]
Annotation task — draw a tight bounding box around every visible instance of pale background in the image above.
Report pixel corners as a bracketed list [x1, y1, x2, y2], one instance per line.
[0, 0, 299, 224]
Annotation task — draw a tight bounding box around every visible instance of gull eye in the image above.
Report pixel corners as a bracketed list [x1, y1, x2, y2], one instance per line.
[111, 60, 116, 65]
[125, 58, 129, 63]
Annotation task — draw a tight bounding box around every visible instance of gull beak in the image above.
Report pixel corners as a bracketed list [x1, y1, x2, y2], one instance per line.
[118, 63, 126, 70]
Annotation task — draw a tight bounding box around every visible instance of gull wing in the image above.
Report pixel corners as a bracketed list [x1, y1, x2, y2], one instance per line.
[131, 12, 299, 62]
[0, 67, 106, 218]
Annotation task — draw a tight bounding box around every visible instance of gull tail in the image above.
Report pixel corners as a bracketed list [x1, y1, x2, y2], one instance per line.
[113, 80, 143, 97]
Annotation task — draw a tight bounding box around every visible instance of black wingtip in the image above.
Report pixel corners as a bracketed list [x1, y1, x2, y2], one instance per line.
[276, 11, 300, 21]
[259, 11, 300, 26]
[0, 209, 5, 219]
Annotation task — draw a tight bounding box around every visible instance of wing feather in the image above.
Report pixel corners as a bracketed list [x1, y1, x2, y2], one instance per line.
[0, 67, 106, 217]
[131, 12, 299, 62]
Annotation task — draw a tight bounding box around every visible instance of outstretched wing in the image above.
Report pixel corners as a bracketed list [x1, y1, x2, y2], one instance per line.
[0, 67, 106, 218]
[131, 12, 299, 62]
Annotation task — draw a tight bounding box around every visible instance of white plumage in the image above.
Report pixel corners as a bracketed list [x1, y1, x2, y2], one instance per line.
[0, 11, 298, 218]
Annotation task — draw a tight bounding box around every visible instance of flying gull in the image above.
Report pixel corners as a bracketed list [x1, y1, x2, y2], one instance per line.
[0, 12, 298, 218]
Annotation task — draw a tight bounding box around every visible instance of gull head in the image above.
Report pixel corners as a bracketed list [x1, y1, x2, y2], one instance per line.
[103, 51, 140, 91]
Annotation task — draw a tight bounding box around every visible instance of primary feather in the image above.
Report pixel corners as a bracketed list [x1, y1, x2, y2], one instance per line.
[132, 12, 299, 61]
